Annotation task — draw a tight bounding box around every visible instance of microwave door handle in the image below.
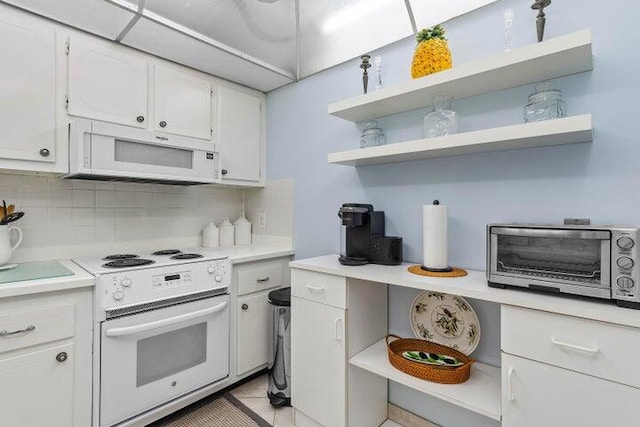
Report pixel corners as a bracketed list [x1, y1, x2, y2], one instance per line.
[105, 301, 228, 337]
[490, 227, 610, 240]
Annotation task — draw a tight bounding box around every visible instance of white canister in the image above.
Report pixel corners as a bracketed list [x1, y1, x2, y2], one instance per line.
[219, 217, 235, 246]
[234, 213, 252, 245]
[0, 225, 22, 265]
[202, 222, 219, 248]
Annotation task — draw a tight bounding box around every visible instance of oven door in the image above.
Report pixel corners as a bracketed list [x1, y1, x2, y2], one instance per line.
[100, 294, 229, 427]
[489, 227, 611, 295]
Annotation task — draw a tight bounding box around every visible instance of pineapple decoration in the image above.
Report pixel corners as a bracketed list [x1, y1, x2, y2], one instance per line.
[411, 25, 453, 79]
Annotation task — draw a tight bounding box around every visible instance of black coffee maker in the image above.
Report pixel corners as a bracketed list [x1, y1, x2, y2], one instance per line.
[338, 203, 386, 266]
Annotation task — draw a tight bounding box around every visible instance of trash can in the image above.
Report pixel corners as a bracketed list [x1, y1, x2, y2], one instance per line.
[267, 287, 291, 407]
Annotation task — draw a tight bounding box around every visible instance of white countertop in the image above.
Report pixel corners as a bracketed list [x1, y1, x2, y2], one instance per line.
[0, 260, 95, 299]
[208, 238, 295, 264]
[290, 254, 640, 329]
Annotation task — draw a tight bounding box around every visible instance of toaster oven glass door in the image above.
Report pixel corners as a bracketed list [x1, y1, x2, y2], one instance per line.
[491, 228, 611, 289]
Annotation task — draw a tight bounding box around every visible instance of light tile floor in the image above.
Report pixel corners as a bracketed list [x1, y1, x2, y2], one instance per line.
[230, 374, 294, 427]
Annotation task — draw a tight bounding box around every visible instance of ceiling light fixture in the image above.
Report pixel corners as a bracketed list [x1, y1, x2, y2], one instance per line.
[321, 0, 395, 34]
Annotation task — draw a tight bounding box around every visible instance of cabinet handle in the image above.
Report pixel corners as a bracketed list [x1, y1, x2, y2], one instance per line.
[334, 317, 342, 341]
[39, 148, 50, 157]
[257, 277, 270, 283]
[507, 366, 515, 402]
[551, 337, 599, 354]
[241, 303, 249, 310]
[221, 169, 228, 176]
[159, 120, 167, 128]
[136, 115, 145, 123]
[56, 352, 68, 363]
[305, 285, 325, 293]
[0, 325, 36, 336]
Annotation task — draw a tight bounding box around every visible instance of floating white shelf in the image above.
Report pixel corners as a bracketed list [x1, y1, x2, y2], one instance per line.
[328, 115, 593, 166]
[328, 29, 592, 123]
[350, 339, 502, 421]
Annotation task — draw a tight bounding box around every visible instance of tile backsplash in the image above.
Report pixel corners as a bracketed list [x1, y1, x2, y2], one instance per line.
[245, 178, 293, 238]
[0, 174, 244, 261]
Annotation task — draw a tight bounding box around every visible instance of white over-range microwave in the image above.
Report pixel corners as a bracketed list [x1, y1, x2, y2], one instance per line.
[63, 120, 219, 185]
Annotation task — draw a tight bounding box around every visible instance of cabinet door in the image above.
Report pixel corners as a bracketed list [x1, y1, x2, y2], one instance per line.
[0, 14, 55, 163]
[502, 353, 640, 427]
[237, 292, 271, 375]
[291, 297, 346, 427]
[154, 65, 212, 140]
[68, 36, 147, 128]
[0, 343, 74, 427]
[216, 86, 262, 182]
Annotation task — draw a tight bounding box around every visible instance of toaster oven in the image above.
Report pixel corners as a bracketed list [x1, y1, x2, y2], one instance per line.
[487, 224, 640, 309]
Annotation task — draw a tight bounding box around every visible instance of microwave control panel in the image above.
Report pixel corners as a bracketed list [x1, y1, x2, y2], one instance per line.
[612, 229, 640, 302]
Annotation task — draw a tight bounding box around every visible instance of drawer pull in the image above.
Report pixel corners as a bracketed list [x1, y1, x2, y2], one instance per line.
[507, 366, 515, 402]
[257, 277, 270, 283]
[551, 337, 599, 354]
[306, 285, 325, 293]
[0, 325, 36, 336]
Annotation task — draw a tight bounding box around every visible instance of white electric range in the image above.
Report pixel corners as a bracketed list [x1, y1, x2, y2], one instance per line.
[73, 248, 231, 427]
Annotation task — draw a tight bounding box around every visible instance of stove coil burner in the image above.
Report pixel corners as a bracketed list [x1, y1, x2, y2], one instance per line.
[152, 249, 182, 256]
[170, 253, 204, 260]
[103, 258, 155, 268]
[103, 254, 139, 261]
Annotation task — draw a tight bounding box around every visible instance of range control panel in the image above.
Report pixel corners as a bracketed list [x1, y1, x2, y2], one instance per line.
[97, 258, 231, 310]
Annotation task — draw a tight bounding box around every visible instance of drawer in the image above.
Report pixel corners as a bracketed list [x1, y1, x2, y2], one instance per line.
[291, 269, 346, 309]
[236, 259, 284, 296]
[0, 304, 75, 355]
[502, 305, 640, 388]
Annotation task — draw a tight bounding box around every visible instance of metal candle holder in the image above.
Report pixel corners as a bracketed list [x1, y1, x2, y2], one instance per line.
[531, 0, 551, 42]
[360, 54, 371, 94]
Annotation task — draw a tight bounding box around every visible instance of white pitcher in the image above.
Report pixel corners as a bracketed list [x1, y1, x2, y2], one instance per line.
[0, 225, 22, 265]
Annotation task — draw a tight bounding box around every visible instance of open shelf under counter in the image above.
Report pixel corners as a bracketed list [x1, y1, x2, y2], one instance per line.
[328, 29, 592, 123]
[350, 339, 501, 421]
[328, 114, 593, 166]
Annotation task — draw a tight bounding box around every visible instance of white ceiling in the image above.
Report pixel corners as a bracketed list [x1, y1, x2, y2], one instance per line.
[0, 0, 498, 92]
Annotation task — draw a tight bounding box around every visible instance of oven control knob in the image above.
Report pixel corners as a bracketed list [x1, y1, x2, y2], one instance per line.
[121, 278, 132, 287]
[617, 237, 635, 250]
[617, 256, 635, 270]
[113, 291, 124, 301]
[215, 275, 222, 283]
[208, 266, 216, 274]
[617, 276, 635, 289]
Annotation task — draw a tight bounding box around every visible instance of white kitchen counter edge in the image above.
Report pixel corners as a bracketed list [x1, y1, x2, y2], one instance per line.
[290, 254, 640, 329]
[0, 241, 293, 299]
[0, 260, 95, 299]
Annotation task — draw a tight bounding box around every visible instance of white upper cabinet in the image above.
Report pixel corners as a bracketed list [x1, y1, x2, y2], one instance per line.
[0, 13, 56, 163]
[216, 85, 263, 184]
[67, 36, 148, 128]
[154, 65, 212, 141]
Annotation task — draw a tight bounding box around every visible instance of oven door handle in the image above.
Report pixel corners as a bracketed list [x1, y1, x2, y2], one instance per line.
[105, 301, 228, 337]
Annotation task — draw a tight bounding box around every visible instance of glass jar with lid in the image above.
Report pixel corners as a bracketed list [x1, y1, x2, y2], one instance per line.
[523, 80, 566, 123]
[360, 121, 386, 148]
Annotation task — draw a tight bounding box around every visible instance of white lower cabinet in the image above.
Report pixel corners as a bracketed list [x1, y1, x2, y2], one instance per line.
[290, 269, 388, 427]
[291, 296, 346, 427]
[0, 288, 92, 427]
[233, 257, 290, 378]
[237, 291, 271, 375]
[0, 342, 74, 427]
[502, 353, 640, 427]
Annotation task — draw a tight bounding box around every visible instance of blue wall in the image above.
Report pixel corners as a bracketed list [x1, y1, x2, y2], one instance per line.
[266, 0, 640, 425]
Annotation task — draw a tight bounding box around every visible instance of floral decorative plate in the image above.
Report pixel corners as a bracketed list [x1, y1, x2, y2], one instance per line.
[409, 291, 481, 355]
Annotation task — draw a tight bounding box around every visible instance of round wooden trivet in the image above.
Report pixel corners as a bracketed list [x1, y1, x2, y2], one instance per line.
[408, 265, 468, 278]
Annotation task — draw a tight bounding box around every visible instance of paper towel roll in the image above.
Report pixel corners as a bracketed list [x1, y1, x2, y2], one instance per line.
[423, 202, 448, 269]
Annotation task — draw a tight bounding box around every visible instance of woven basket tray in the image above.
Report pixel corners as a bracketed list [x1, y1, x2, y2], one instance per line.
[386, 334, 475, 384]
